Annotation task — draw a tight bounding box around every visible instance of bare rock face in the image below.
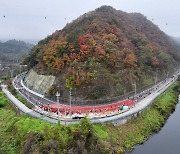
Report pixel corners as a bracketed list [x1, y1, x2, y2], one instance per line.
[24, 69, 55, 95]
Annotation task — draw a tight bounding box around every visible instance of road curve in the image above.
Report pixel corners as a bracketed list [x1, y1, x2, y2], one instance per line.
[1, 70, 179, 125]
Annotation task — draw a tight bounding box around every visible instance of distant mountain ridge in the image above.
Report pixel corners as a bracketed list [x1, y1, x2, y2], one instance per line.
[173, 37, 180, 42]
[24, 6, 180, 101]
[0, 39, 33, 63]
[172, 37, 180, 46]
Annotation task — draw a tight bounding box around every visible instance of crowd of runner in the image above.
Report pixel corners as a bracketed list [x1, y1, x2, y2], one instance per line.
[12, 71, 179, 120]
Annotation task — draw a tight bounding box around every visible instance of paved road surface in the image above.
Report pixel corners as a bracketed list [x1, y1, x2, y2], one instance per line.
[1, 70, 179, 125]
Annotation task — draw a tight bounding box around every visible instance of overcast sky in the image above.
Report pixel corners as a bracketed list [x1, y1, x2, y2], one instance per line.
[0, 0, 179, 44]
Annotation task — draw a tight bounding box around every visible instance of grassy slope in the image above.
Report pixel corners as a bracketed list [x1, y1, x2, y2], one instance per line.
[8, 84, 34, 109]
[0, 80, 179, 154]
[0, 90, 100, 154]
[94, 80, 180, 153]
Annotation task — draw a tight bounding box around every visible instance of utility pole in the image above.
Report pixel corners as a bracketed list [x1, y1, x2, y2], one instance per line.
[69, 89, 72, 116]
[167, 72, 169, 78]
[154, 70, 158, 85]
[155, 75, 157, 85]
[11, 66, 13, 79]
[19, 64, 22, 74]
[56, 91, 60, 121]
[27, 82, 30, 101]
[132, 82, 136, 98]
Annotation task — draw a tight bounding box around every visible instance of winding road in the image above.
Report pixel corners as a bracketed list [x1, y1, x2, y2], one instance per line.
[1, 70, 179, 125]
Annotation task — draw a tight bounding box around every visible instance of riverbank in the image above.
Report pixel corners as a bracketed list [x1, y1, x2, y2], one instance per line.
[0, 79, 179, 153]
[129, 95, 180, 154]
[95, 79, 180, 153]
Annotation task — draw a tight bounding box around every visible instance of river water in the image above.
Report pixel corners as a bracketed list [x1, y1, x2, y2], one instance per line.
[127, 96, 180, 154]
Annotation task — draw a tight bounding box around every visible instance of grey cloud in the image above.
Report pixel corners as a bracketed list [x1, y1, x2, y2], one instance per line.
[0, 0, 179, 44]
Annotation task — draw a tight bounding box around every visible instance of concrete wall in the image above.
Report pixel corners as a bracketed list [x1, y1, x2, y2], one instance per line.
[24, 69, 55, 95]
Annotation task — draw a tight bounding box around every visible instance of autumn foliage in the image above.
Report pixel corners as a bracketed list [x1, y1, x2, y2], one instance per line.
[24, 6, 180, 100]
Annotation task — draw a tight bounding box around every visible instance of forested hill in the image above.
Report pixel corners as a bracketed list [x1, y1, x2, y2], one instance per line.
[24, 6, 180, 100]
[0, 40, 33, 63]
